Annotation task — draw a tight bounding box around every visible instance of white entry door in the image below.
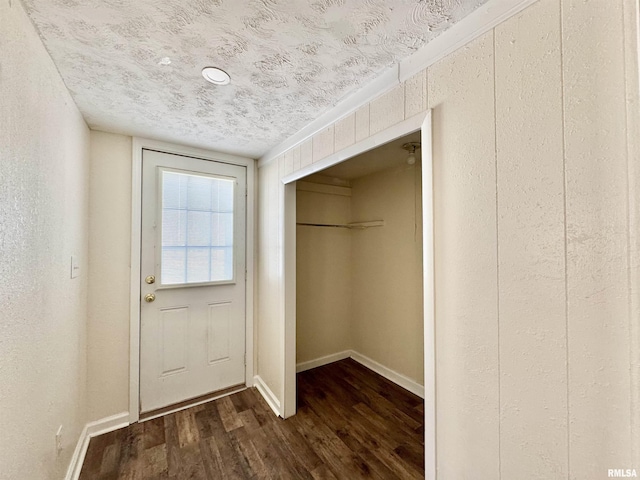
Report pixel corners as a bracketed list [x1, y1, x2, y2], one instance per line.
[140, 149, 246, 413]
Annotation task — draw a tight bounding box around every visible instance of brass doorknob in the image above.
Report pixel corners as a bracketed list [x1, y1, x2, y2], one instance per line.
[144, 293, 156, 303]
[145, 275, 155, 284]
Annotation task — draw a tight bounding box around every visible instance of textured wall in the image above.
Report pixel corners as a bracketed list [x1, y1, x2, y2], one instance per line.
[562, 0, 634, 475]
[257, 0, 640, 476]
[429, 30, 499, 479]
[296, 186, 352, 364]
[495, 2, 567, 476]
[624, 0, 640, 466]
[0, 1, 90, 478]
[87, 131, 132, 421]
[350, 164, 423, 384]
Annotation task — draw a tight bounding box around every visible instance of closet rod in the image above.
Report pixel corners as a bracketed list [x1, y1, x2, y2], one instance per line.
[296, 220, 384, 229]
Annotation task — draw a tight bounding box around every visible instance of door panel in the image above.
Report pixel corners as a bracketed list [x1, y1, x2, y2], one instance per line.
[207, 302, 231, 364]
[159, 307, 188, 376]
[140, 149, 246, 413]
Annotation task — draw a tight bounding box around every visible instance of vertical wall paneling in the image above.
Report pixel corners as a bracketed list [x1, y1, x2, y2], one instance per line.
[495, 0, 568, 477]
[355, 104, 371, 142]
[562, 0, 632, 476]
[255, 0, 637, 474]
[428, 32, 499, 480]
[300, 139, 313, 169]
[334, 113, 356, 152]
[623, 0, 640, 467]
[283, 181, 297, 418]
[257, 159, 284, 406]
[312, 126, 335, 163]
[369, 84, 405, 135]
[405, 69, 428, 119]
[284, 150, 294, 176]
[292, 146, 301, 172]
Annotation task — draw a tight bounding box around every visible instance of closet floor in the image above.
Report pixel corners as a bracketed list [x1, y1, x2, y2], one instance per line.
[79, 359, 425, 479]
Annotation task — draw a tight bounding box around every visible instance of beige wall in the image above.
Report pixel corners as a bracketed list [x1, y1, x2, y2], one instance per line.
[257, 0, 640, 475]
[429, 27, 500, 478]
[257, 160, 284, 401]
[296, 185, 352, 363]
[296, 168, 423, 385]
[351, 164, 423, 384]
[87, 131, 132, 421]
[0, 1, 90, 478]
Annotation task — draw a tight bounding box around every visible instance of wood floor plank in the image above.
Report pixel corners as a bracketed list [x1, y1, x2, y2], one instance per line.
[143, 417, 166, 450]
[290, 408, 381, 480]
[176, 443, 208, 480]
[205, 415, 250, 479]
[229, 426, 271, 479]
[100, 443, 120, 475]
[249, 424, 296, 479]
[217, 396, 244, 432]
[310, 464, 339, 480]
[80, 429, 118, 477]
[198, 436, 227, 480]
[79, 360, 425, 479]
[141, 444, 168, 477]
[269, 417, 323, 473]
[238, 409, 261, 432]
[163, 414, 183, 478]
[175, 409, 200, 447]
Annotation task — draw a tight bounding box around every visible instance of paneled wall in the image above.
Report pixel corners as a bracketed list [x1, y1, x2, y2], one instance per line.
[256, 0, 640, 476]
[429, 27, 500, 479]
[257, 159, 285, 405]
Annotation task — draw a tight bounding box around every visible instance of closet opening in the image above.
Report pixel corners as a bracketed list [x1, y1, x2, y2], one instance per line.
[293, 130, 426, 474]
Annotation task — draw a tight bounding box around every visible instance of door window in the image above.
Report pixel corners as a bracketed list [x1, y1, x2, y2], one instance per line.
[159, 169, 235, 286]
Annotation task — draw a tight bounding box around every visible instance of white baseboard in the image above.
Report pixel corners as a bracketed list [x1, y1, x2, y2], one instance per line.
[253, 375, 282, 417]
[65, 412, 130, 480]
[86, 411, 130, 437]
[296, 350, 351, 373]
[296, 350, 425, 399]
[349, 351, 425, 399]
[64, 424, 89, 480]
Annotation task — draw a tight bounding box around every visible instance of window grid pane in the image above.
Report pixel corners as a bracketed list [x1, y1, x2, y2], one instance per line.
[160, 170, 234, 285]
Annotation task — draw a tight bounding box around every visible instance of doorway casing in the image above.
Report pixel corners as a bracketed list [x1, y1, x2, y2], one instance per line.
[281, 110, 435, 479]
[129, 138, 257, 424]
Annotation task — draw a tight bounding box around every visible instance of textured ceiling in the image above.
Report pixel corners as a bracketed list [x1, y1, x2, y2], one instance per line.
[22, 0, 487, 158]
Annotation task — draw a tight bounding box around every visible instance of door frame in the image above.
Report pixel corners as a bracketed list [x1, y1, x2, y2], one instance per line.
[280, 111, 435, 478]
[129, 137, 257, 423]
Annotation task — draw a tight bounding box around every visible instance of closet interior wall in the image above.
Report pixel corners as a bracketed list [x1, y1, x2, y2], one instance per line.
[296, 160, 424, 387]
[296, 183, 352, 364]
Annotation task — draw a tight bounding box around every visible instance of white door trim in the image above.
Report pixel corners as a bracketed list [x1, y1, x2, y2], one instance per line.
[280, 110, 435, 478]
[129, 137, 256, 423]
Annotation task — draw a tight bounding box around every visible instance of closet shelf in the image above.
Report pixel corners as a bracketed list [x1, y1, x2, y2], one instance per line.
[296, 220, 384, 229]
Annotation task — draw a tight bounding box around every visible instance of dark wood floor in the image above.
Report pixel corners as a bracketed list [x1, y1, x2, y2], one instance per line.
[79, 359, 425, 479]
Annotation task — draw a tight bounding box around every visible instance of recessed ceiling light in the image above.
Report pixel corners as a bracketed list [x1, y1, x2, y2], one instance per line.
[158, 57, 171, 66]
[202, 67, 231, 86]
